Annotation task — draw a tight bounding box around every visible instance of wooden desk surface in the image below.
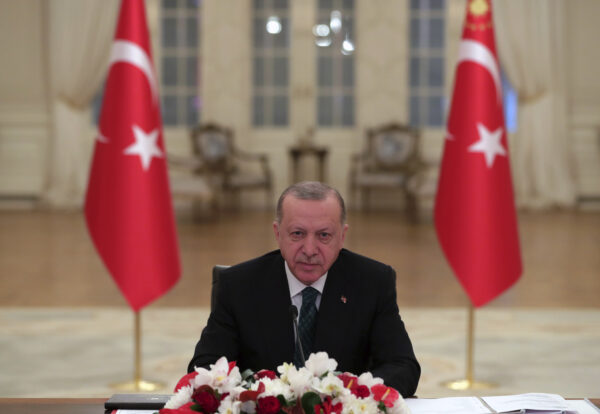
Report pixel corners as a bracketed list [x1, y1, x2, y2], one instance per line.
[0, 398, 107, 414]
[0, 397, 598, 413]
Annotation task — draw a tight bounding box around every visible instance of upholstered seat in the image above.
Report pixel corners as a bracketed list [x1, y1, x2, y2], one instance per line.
[190, 123, 273, 209]
[168, 152, 215, 219]
[349, 123, 426, 221]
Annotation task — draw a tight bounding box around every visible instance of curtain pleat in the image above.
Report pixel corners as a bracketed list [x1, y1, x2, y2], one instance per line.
[43, 0, 120, 208]
[494, 0, 576, 208]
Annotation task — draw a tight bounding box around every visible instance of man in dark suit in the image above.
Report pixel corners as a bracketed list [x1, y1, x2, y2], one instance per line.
[188, 181, 420, 397]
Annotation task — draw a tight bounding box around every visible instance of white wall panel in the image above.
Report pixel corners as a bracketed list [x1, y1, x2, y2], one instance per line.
[0, 107, 49, 196]
[571, 105, 600, 200]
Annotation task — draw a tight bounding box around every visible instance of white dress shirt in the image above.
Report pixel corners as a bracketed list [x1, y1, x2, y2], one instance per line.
[284, 261, 327, 322]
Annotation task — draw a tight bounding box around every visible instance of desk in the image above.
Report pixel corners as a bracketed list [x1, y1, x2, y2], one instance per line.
[0, 398, 106, 414]
[1, 398, 598, 414]
[289, 145, 329, 183]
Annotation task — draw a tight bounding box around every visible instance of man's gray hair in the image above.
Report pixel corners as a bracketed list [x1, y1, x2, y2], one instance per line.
[275, 181, 346, 224]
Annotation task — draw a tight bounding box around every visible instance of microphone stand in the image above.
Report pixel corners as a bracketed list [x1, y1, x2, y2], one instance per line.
[290, 305, 306, 367]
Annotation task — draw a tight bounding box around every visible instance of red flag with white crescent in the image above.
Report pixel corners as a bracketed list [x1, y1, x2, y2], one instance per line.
[85, 0, 181, 311]
[434, 0, 522, 307]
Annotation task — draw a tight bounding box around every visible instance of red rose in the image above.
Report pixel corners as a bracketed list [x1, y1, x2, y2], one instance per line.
[257, 396, 281, 414]
[255, 369, 278, 380]
[196, 393, 219, 413]
[192, 386, 219, 413]
[352, 385, 370, 399]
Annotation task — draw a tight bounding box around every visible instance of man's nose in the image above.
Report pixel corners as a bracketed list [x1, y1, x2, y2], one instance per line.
[302, 235, 318, 256]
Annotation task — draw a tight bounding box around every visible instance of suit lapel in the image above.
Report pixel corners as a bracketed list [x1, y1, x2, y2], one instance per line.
[254, 254, 295, 368]
[314, 252, 351, 351]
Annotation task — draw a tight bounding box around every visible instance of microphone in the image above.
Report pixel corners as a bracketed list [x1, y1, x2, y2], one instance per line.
[290, 305, 306, 367]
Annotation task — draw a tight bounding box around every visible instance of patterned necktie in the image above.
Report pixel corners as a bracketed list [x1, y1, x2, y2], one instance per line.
[294, 286, 319, 367]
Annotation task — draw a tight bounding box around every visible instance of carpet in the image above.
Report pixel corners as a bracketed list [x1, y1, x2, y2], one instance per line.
[0, 307, 598, 399]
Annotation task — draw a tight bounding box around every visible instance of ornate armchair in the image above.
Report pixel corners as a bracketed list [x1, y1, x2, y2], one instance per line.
[349, 123, 426, 221]
[189, 123, 273, 209]
[168, 152, 215, 219]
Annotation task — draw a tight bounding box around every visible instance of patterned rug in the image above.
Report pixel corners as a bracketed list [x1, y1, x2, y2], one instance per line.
[1, 307, 598, 399]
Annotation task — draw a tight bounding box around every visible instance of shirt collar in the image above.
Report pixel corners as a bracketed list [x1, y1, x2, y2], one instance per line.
[285, 261, 327, 298]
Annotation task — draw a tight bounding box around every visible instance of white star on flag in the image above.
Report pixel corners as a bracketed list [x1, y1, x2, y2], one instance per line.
[468, 123, 506, 168]
[123, 124, 163, 171]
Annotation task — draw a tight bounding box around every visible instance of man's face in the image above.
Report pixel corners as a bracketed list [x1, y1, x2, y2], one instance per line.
[273, 194, 348, 285]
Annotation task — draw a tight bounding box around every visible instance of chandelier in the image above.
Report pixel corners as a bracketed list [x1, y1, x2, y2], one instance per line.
[265, 9, 354, 56]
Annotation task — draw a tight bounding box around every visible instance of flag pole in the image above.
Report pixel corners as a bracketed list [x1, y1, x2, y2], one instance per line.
[86, 0, 181, 393]
[442, 303, 496, 390]
[134, 310, 142, 386]
[110, 311, 165, 392]
[466, 303, 474, 385]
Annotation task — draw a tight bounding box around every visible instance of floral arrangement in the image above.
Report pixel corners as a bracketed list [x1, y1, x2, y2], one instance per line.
[160, 352, 410, 414]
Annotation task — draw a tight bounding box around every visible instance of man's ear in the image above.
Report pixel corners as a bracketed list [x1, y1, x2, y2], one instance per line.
[341, 223, 349, 244]
[273, 221, 280, 240]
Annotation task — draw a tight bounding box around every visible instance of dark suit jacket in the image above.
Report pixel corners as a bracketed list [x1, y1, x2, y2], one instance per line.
[188, 249, 420, 397]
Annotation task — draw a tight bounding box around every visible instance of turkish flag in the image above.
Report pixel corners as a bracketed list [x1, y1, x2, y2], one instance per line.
[434, 0, 522, 307]
[85, 0, 181, 311]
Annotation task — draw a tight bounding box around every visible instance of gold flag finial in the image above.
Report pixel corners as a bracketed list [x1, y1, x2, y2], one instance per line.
[469, 0, 489, 16]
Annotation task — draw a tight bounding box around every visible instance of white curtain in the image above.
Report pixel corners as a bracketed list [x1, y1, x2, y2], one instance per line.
[494, 0, 576, 208]
[42, 0, 119, 208]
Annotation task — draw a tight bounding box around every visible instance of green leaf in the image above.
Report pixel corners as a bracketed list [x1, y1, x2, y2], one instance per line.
[277, 394, 291, 407]
[189, 403, 203, 412]
[301, 392, 322, 414]
[241, 369, 255, 382]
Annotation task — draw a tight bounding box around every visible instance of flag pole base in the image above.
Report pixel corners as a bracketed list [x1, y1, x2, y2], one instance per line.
[441, 378, 497, 391]
[110, 379, 166, 392]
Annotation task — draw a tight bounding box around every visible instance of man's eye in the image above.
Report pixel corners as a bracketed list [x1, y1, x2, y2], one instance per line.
[319, 232, 332, 241]
[290, 231, 303, 240]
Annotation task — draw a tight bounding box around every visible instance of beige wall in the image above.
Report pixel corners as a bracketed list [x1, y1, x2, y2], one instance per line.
[0, 0, 49, 196]
[566, 0, 600, 200]
[0, 1, 48, 105]
[1, 0, 599, 207]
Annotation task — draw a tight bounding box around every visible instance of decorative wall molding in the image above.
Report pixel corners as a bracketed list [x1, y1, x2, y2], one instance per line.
[0, 105, 50, 197]
[570, 103, 600, 200]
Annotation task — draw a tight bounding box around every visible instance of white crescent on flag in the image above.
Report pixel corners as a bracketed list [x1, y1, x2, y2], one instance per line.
[108, 40, 159, 104]
[96, 131, 110, 144]
[457, 39, 502, 104]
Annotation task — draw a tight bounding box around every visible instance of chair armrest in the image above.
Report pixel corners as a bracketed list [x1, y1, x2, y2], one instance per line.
[233, 148, 269, 162]
[350, 151, 369, 167]
[349, 152, 371, 186]
[231, 149, 272, 179]
[350, 151, 376, 174]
